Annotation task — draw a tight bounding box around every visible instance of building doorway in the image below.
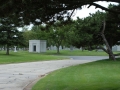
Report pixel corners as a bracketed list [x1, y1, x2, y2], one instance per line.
[33, 45, 36, 52]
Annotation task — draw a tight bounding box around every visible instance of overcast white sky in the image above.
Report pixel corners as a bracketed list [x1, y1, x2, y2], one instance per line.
[72, 1, 118, 20]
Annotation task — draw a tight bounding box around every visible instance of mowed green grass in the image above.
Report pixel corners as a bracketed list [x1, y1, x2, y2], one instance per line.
[32, 59, 120, 90]
[46, 50, 106, 56]
[0, 50, 119, 64]
[45, 49, 118, 56]
[0, 51, 66, 64]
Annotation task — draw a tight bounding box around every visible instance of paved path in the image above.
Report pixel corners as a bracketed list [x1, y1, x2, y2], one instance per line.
[0, 56, 109, 90]
[68, 56, 109, 60]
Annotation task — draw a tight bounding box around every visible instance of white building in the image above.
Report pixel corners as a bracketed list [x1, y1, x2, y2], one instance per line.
[112, 45, 120, 51]
[98, 45, 120, 51]
[29, 40, 46, 53]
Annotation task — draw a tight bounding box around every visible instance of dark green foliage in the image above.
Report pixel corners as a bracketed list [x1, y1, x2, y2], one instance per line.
[72, 11, 105, 49]
[0, 0, 119, 26]
[72, 4, 120, 51]
[47, 21, 69, 53]
[104, 4, 120, 48]
[0, 17, 25, 55]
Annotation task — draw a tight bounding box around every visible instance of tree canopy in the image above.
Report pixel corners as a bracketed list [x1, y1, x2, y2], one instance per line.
[0, 0, 120, 25]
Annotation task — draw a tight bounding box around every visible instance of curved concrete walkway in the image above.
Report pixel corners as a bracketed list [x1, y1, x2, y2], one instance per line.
[0, 56, 108, 90]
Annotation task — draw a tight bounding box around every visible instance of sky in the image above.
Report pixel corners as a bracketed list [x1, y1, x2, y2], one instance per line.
[72, 1, 118, 20]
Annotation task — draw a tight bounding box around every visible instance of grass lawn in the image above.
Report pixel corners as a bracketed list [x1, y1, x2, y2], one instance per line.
[0, 51, 66, 64]
[32, 58, 120, 90]
[0, 50, 119, 64]
[45, 50, 118, 56]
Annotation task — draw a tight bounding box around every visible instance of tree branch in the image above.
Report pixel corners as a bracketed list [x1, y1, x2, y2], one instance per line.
[101, 19, 106, 34]
[91, 3, 120, 14]
[97, 46, 109, 54]
[70, 9, 75, 19]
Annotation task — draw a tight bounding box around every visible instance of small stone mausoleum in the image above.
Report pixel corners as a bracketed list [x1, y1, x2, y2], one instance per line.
[29, 40, 46, 53]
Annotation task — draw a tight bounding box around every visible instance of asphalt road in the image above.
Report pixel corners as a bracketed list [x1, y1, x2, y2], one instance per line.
[68, 56, 109, 60]
[0, 56, 109, 90]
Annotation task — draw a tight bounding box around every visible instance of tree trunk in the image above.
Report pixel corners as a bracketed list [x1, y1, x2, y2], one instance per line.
[81, 47, 84, 51]
[6, 44, 9, 55]
[101, 34, 115, 60]
[56, 45, 60, 54]
[101, 20, 115, 60]
[109, 38, 113, 50]
[3, 45, 6, 51]
[62, 45, 64, 49]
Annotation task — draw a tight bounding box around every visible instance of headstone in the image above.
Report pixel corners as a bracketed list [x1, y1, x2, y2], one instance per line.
[70, 45, 73, 51]
[14, 46, 17, 52]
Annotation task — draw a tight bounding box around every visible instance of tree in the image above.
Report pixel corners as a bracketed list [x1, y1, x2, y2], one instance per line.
[100, 20, 115, 60]
[72, 12, 104, 50]
[98, 4, 120, 60]
[63, 22, 77, 50]
[0, 18, 25, 55]
[22, 29, 36, 47]
[48, 22, 67, 54]
[105, 4, 120, 49]
[22, 25, 48, 48]
[31, 25, 48, 40]
[72, 9, 120, 60]
[0, 26, 24, 55]
[0, 0, 119, 26]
